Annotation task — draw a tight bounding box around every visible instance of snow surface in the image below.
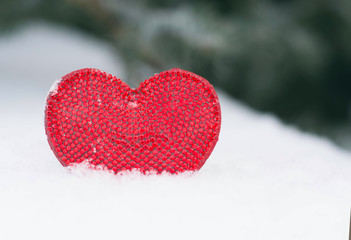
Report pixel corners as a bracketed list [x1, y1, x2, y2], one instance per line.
[0, 23, 351, 240]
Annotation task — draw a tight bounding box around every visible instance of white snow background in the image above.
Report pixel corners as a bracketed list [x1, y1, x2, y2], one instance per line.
[0, 23, 351, 240]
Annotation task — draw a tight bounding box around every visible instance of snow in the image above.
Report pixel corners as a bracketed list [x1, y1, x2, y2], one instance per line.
[0, 23, 351, 240]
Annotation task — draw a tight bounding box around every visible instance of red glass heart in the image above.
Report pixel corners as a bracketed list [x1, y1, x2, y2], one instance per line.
[45, 68, 221, 174]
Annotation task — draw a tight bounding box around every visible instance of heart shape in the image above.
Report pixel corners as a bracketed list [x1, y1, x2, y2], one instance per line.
[45, 68, 221, 174]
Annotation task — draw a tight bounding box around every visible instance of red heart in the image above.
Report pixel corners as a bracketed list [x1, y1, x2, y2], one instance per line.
[45, 68, 221, 174]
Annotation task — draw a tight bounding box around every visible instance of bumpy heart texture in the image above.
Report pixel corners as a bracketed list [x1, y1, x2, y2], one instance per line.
[45, 68, 221, 174]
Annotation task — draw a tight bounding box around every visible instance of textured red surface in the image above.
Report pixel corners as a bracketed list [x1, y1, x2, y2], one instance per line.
[45, 68, 221, 174]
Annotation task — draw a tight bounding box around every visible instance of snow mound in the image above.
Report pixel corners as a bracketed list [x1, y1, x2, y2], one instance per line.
[0, 23, 351, 240]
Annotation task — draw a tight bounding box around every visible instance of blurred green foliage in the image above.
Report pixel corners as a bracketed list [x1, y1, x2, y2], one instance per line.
[1, 0, 350, 144]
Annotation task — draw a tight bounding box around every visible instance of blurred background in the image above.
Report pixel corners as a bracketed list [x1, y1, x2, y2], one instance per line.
[0, 0, 350, 150]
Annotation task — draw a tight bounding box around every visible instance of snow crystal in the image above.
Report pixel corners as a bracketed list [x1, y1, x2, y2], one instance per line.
[48, 78, 61, 96]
